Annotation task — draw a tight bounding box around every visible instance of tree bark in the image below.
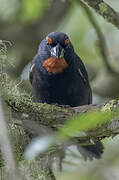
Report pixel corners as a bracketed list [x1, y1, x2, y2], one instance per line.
[3, 74, 119, 141]
[80, 0, 119, 29]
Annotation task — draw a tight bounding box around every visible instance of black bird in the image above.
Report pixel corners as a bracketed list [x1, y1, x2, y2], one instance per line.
[29, 32, 103, 159]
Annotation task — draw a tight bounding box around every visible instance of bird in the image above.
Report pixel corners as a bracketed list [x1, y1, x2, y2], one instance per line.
[29, 32, 103, 160]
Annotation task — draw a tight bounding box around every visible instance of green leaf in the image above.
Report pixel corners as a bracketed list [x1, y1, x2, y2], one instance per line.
[58, 111, 115, 138]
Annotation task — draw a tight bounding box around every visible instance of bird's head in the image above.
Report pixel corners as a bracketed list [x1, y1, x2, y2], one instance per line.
[38, 32, 74, 74]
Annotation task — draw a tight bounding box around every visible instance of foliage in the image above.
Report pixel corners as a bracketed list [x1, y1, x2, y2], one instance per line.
[0, 0, 19, 21]
[0, 0, 119, 179]
[20, 0, 51, 22]
[59, 111, 114, 138]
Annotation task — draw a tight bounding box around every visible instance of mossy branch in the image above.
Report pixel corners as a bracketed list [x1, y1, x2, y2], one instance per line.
[1, 69, 119, 141]
[79, 0, 119, 29]
[0, 42, 119, 143]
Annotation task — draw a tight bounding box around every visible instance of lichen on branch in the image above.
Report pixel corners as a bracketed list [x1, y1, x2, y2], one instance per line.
[0, 41, 119, 143]
[79, 0, 119, 29]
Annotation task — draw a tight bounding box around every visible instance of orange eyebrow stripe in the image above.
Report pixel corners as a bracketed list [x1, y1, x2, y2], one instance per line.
[46, 36, 52, 44]
[65, 38, 70, 45]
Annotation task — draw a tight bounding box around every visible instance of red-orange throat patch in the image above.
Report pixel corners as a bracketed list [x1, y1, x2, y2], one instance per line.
[42, 57, 68, 74]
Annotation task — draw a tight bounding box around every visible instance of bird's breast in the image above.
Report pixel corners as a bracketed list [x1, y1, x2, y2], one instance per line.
[42, 57, 68, 74]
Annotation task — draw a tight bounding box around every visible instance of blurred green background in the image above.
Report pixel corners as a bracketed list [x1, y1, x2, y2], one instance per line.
[1, 0, 119, 179]
[1, 0, 119, 103]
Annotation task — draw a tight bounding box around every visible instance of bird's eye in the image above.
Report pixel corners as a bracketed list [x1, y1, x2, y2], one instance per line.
[65, 38, 70, 46]
[46, 36, 52, 45]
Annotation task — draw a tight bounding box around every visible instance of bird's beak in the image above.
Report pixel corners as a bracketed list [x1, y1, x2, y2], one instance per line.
[51, 44, 64, 59]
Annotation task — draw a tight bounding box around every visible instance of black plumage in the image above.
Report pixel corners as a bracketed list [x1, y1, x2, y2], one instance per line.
[29, 32, 103, 159]
[30, 32, 91, 106]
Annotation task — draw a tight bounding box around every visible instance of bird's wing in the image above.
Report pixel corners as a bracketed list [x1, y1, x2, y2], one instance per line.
[29, 63, 35, 85]
[75, 54, 92, 104]
[75, 54, 89, 83]
[29, 54, 39, 85]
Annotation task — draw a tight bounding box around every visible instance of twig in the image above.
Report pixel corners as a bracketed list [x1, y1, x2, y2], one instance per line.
[78, 0, 119, 76]
[80, 0, 119, 29]
[0, 98, 21, 180]
[0, 48, 119, 142]
[0, 38, 119, 148]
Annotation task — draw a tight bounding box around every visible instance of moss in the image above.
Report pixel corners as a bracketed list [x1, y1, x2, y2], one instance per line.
[99, 2, 108, 14]
[102, 100, 118, 112]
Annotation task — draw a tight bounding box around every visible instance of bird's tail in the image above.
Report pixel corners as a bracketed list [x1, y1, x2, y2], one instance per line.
[77, 141, 104, 160]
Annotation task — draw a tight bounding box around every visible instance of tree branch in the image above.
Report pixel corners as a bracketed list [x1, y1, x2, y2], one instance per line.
[1, 42, 119, 144]
[2, 71, 119, 141]
[78, 0, 119, 76]
[79, 0, 119, 29]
